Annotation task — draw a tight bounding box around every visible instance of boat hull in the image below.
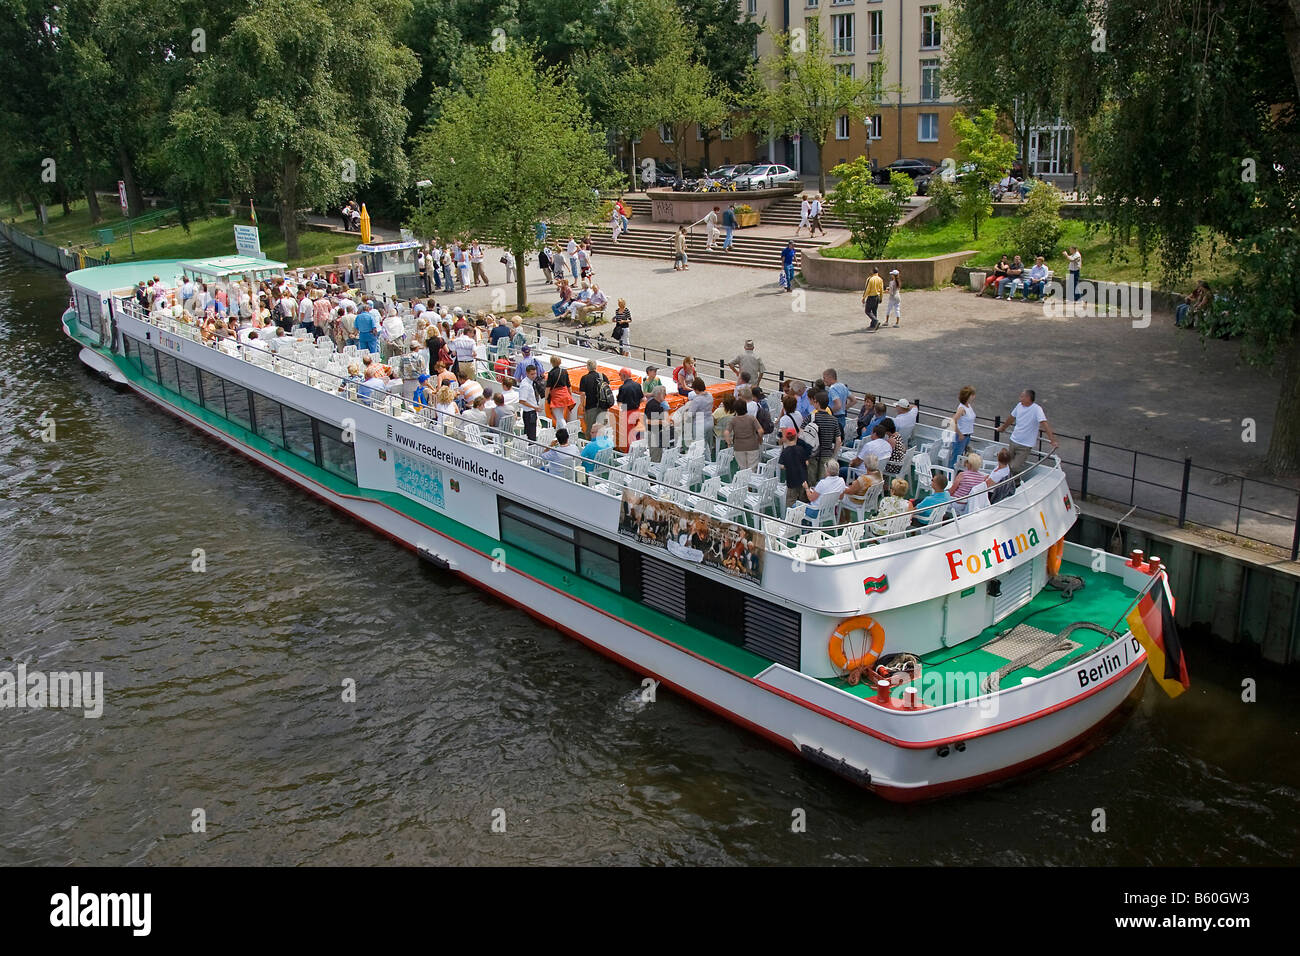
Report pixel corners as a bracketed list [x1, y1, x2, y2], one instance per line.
[103, 350, 1151, 801]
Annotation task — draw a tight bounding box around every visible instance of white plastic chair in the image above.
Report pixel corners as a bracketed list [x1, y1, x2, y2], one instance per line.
[840, 479, 885, 524]
[743, 475, 780, 519]
[807, 489, 842, 527]
[702, 447, 734, 481]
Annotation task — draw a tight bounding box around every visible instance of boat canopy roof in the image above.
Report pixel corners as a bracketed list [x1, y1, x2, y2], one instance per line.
[65, 259, 183, 297]
[356, 240, 420, 253]
[177, 255, 287, 282]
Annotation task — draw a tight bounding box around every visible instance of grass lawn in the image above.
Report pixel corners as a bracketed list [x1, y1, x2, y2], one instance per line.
[3, 199, 361, 269]
[823, 215, 1234, 288]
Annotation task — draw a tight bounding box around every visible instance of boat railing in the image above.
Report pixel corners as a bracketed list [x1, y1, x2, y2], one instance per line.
[120, 301, 1063, 563]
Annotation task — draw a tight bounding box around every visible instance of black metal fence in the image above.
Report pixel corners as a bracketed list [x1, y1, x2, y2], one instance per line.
[525, 318, 1300, 558]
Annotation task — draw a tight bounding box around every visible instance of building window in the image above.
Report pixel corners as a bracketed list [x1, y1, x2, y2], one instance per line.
[659, 124, 673, 144]
[836, 115, 851, 140]
[921, 5, 941, 48]
[830, 12, 854, 53]
[835, 62, 855, 79]
[696, 124, 705, 141]
[747, 0, 756, 13]
[868, 59, 885, 87]
[831, 0, 853, 5]
[720, 119, 733, 140]
[867, 9, 883, 52]
[868, 114, 882, 140]
[918, 113, 939, 142]
[806, 0, 819, 7]
[920, 59, 941, 101]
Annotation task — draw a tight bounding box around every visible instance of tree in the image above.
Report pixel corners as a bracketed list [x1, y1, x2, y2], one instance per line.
[408, 43, 618, 310]
[828, 160, 914, 258]
[742, 24, 888, 194]
[951, 107, 1016, 240]
[640, 45, 729, 175]
[1061, 0, 1300, 472]
[676, 0, 761, 168]
[167, 0, 415, 260]
[942, 0, 1090, 173]
[1010, 182, 1065, 258]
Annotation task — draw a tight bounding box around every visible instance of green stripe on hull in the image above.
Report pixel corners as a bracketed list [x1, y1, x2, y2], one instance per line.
[90, 335, 774, 680]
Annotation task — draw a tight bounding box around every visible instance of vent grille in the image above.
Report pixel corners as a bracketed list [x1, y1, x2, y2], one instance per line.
[641, 556, 686, 621]
[743, 597, 801, 670]
[994, 560, 1034, 621]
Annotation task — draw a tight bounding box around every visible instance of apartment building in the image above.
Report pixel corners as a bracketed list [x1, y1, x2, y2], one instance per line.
[633, 0, 1076, 187]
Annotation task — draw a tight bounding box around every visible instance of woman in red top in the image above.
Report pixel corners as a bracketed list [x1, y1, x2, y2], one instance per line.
[545, 354, 577, 428]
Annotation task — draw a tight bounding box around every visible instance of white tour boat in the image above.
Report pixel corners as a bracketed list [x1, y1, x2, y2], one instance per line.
[60, 254, 1184, 801]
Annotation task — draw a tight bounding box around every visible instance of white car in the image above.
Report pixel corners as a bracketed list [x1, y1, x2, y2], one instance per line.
[733, 164, 800, 189]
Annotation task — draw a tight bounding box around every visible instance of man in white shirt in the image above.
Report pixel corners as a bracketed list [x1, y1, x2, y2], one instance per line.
[517, 363, 543, 441]
[452, 328, 477, 375]
[705, 206, 720, 250]
[541, 427, 582, 475]
[995, 388, 1059, 482]
[804, 460, 846, 521]
[1024, 256, 1051, 300]
[566, 237, 579, 280]
[890, 400, 919, 443]
[382, 309, 405, 343]
[809, 194, 826, 236]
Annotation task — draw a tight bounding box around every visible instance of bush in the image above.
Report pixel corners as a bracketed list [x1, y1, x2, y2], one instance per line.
[1010, 182, 1065, 258]
[736, 203, 755, 214]
[957, 178, 992, 240]
[927, 177, 959, 223]
[828, 158, 915, 258]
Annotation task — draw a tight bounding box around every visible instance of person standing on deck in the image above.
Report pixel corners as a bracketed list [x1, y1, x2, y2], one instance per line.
[994, 389, 1060, 483]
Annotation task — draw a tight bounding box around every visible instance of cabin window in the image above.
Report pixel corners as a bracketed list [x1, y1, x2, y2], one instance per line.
[577, 529, 620, 590]
[176, 360, 202, 405]
[317, 421, 357, 482]
[281, 404, 317, 464]
[199, 369, 226, 418]
[157, 353, 179, 393]
[498, 499, 577, 573]
[225, 385, 253, 431]
[251, 392, 285, 448]
[123, 336, 141, 375]
[137, 341, 158, 381]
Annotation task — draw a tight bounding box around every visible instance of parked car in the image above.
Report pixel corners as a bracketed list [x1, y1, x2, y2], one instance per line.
[732, 164, 801, 189]
[874, 157, 941, 185]
[705, 164, 752, 181]
[647, 160, 704, 190]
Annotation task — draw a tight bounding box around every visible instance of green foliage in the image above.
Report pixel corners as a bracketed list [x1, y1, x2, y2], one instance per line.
[828, 159, 914, 258]
[167, 0, 416, 259]
[926, 177, 959, 223]
[952, 108, 1015, 240]
[742, 25, 889, 194]
[409, 43, 618, 308]
[1009, 181, 1064, 258]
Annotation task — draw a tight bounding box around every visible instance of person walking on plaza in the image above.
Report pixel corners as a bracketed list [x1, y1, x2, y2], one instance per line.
[469, 241, 488, 287]
[994, 389, 1059, 482]
[862, 267, 884, 331]
[884, 269, 902, 327]
[672, 227, 689, 271]
[566, 236, 580, 280]
[796, 195, 811, 237]
[1065, 246, 1083, 302]
[810, 194, 827, 236]
[705, 206, 720, 250]
[722, 204, 737, 251]
[780, 241, 796, 291]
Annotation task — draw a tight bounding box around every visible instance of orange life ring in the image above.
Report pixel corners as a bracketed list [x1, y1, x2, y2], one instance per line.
[1047, 539, 1065, 576]
[829, 616, 886, 672]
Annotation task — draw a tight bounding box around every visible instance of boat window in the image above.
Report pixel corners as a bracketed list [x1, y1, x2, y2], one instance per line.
[123, 336, 141, 375]
[225, 385, 253, 431]
[281, 404, 317, 464]
[499, 498, 577, 573]
[251, 391, 285, 448]
[157, 352, 179, 393]
[199, 369, 226, 418]
[176, 360, 201, 405]
[137, 340, 158, 381]
[317, 421, 357, 483]
[576, 529, 620, 590]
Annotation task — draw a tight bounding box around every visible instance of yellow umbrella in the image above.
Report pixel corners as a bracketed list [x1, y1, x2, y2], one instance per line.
[359, 204, 371, 245]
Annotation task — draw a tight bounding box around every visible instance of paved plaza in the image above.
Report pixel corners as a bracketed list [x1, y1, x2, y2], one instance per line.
[458, 244, 1280, 479]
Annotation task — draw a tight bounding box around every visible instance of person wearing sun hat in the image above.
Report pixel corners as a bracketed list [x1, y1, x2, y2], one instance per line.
[884, 269, 902, 328]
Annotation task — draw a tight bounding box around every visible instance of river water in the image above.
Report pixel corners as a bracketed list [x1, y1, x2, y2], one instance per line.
[1, 241, 1296, 866]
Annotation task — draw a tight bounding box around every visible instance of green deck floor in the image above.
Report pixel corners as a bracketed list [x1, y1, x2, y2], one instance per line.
[825, 560, 1137, 704]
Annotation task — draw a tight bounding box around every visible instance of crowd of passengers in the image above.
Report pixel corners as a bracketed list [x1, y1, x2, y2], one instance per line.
[133, 268, 1059, 530]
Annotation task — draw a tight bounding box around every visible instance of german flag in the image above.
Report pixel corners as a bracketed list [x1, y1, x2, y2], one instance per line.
[1127, 573, 1190, 698]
